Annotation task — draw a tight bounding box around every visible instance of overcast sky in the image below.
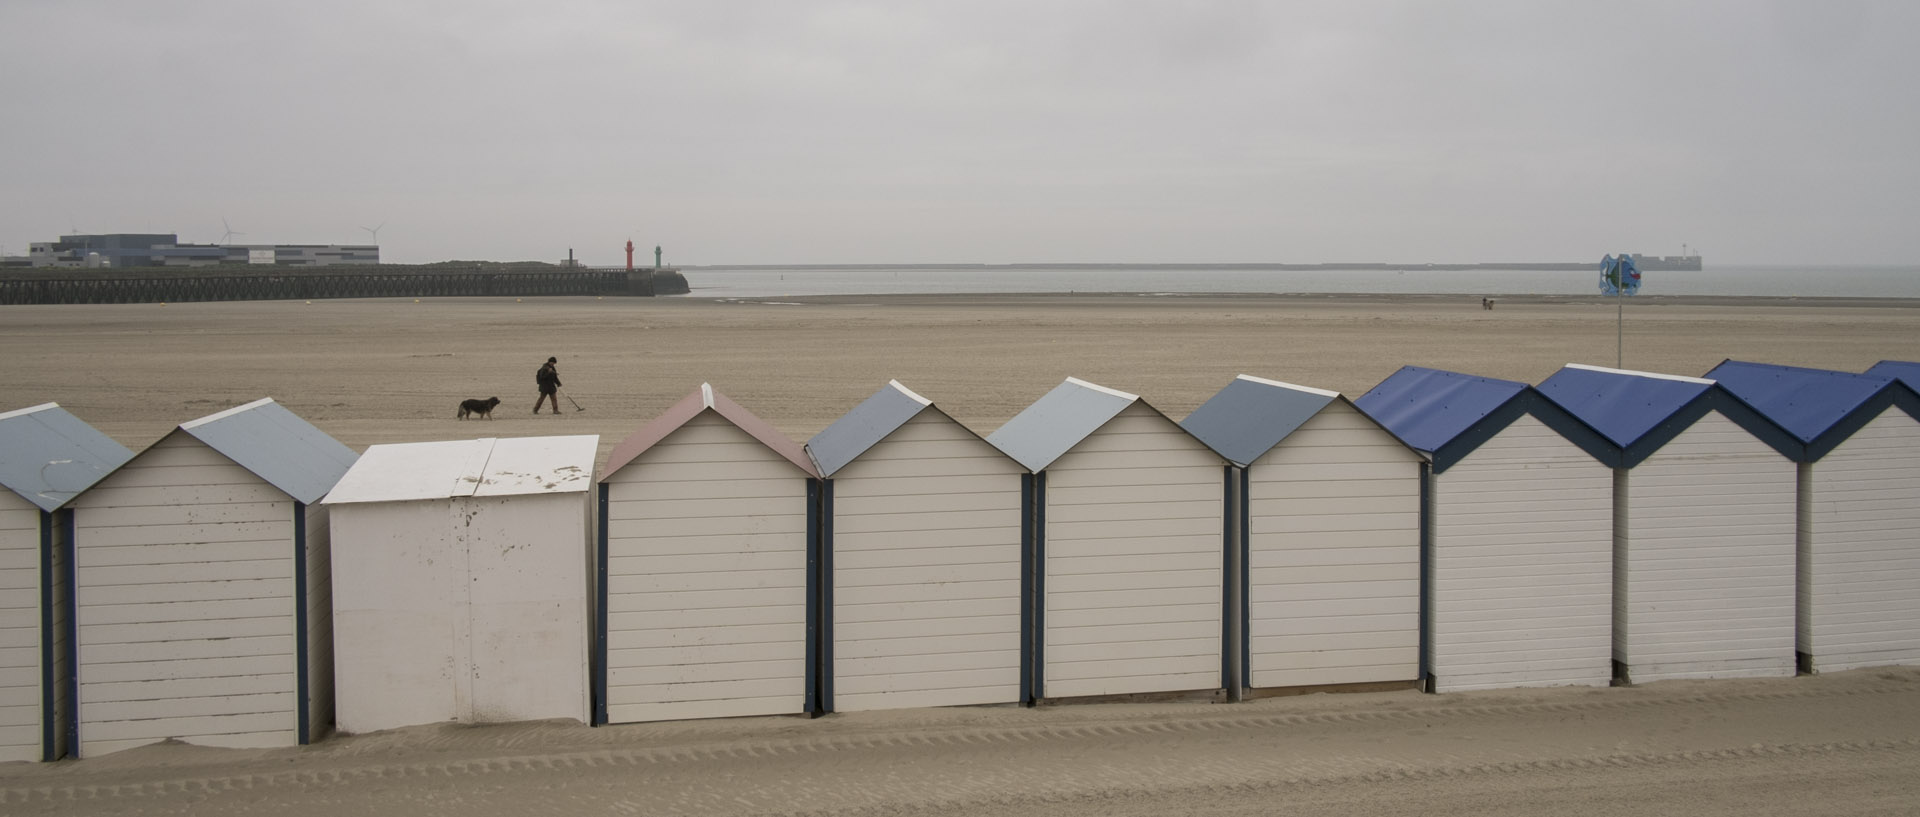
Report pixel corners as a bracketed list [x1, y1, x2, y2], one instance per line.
[3, 1, 1915, 266]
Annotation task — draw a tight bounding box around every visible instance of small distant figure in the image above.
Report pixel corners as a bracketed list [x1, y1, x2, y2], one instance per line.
[1482, 297, 1496, 310]
[534, 357, 562, 414]
[458, 396, 502, 420]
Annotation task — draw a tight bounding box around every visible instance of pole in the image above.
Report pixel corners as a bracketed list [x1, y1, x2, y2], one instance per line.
[1617, 284, 1623, 368]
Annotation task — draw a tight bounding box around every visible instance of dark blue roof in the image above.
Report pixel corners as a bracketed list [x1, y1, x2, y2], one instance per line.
[1180, 375, 1342, 467]
[1704, 361, 1895, 445]
[1865, 360, 1920, 390]
[1354, 366, 1529, 453]
[1536, 365, 1714, 448]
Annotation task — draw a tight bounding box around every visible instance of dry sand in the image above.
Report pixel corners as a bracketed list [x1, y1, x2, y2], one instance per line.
[6, 292, 1920, 462]
[4, 292, 1920, 814]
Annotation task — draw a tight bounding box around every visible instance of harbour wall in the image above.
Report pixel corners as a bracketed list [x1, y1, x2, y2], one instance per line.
[0, 264, 690, 305]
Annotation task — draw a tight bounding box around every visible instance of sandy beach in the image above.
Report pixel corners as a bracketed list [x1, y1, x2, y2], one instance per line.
[5, 292, 1920, 815]
[6, 292, 1919, 462]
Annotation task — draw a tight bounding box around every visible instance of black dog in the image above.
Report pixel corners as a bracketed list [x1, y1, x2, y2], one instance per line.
[458, 396, 502, 419]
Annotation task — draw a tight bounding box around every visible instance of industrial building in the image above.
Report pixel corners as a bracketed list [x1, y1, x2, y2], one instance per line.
[21, 234, 377, 268]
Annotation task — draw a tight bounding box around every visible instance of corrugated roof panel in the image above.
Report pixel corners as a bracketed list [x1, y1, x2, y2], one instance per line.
[806, 380, 933, 477]
[1536, 364, 1715, 448]
[1180, 375, 1341, 467]
[601, 383, 818, 479]
[1865, 360, 1920, 390]
[1354, 366, 1528, 453]
[472, 435, 598, 497]
[986, 377, 1139, 472]
[177, 397, 357, 505]
[0, 402, 136, 512]
[1705, 361, 1893, 443]
[322, 439, 490, 504]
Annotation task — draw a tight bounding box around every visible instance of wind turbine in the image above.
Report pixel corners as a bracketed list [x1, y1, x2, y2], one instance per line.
[219, 217, 244, 245]
[360, 222, 384, 245]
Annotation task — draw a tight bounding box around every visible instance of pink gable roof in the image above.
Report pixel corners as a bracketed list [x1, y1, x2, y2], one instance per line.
[600, 383, 819, 479]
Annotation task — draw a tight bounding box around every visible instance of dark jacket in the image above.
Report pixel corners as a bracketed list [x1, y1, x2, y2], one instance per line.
[536, 364, 561, 392]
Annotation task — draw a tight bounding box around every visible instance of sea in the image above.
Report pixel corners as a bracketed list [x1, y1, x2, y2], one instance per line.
[676, 264, 1920, 300]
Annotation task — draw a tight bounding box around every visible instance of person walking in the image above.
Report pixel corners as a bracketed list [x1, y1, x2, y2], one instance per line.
[534, 356, 562, 414]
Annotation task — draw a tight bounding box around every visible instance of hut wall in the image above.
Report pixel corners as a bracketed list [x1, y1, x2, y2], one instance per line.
[830, 412, 1025, 711]
[1043, 403, 1223, 699]
[70, 434, 299, 756]
[602, 413, 811, 723]
[1245, 401, 1421, 689]
[1616, 412, 1796, 681]
[1804, 407, 1920, 671]
[0, 491, 42, 761]
[462, 492, 590, 723]
[1429, 414, 1612, 692]
[330, 501, 458, 733]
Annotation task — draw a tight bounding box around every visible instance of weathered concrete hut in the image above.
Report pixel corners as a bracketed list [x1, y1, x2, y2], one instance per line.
[1537, 364, 1801, 683]
[987, 377, 1227, 701]
[597, 384, 821, 723]
[1180, 375, 1424, 695]
[68, 399, 355, 756]
[1355, 367, 1614, 692]
[1709, 360, 1920, 673]
[806, 381, 1028, 711]
[321, 435, 598, 734]
[0, 404, 132, 762]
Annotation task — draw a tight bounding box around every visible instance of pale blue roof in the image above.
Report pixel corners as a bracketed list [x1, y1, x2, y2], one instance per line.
[177, 398, 358, 505]
[0, 403, 135, 512]
[1180, 375, 1343, 467]
[807, 381, 943, 477]
[986, 378, 1142, 472]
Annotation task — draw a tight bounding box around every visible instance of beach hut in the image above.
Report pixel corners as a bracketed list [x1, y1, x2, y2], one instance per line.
[1537, 364, 1801, 683]
[67, 398, 356, 756]
[1180, 375, 1424, 695]
[597, 384, 821, 724]
[1708, 361, 1920, 673]
[0, 404, 132, 762]
[987, 377, 1227, 701]
[1355, 367, 1614, 693]
[806, 381, 1028, 712]
[321, 434, 598, 734]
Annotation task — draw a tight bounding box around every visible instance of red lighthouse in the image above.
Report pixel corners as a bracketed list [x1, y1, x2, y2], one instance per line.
[625, 239, 635, 271]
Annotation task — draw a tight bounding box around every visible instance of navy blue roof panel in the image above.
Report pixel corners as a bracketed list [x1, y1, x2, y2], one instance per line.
[1354, 366, 1528, 454]
[1536, 365, 1715, 448]
[180, 398, 359, 504]
[1180, 375, 1340, 467]
[0, 403, 136, 512]
[987, 378, 1139, 472]
[1704, 361, 1894, 444]
[1865, 360, 1920, 390]
[807, 381, 933, 477]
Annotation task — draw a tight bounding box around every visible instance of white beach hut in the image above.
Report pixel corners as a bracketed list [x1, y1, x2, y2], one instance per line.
[806, 381, 1027, 711]
[597, 384, 821, 724]
[1355, 367, 1615, 693]
[1180, 376, 1424, 695]
[67, 398, 356, 756]
[321, 434, 598, 734]
[987, 377, 1228, 701]
[1538, 364, 1802, 683]
[0, 404, 132, 762]
[1712, 361, 1920, 673]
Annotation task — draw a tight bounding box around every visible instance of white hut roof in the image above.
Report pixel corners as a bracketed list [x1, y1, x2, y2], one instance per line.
[171, 397, 357, 505]
[323, 435, 598, 504]
[0, 402, 135, 512]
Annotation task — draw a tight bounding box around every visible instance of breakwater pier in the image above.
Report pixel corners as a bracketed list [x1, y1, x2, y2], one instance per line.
[0, 264, 689, 305]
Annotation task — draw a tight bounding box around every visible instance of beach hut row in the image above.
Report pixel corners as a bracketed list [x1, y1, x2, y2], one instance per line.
[4, 360, 1918, 762]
